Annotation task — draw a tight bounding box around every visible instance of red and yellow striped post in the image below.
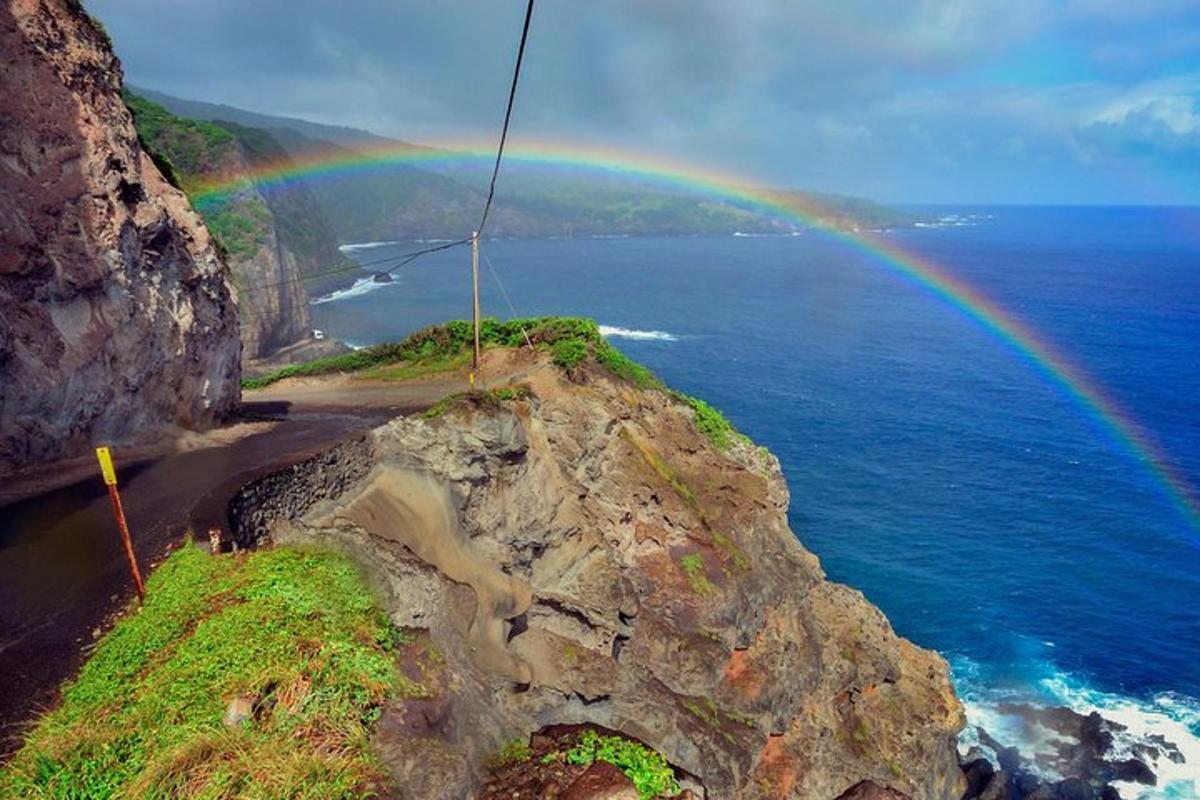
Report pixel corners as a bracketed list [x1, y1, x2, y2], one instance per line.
[95, 447, 145, 602]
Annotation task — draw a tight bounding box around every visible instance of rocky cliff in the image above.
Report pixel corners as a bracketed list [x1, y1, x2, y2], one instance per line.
[244, 347, 966, 799]
[124, 94, 355, 362]
[0, 0, 241, 472]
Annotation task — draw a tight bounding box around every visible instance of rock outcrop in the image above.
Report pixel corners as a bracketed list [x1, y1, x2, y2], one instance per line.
[256, 349, 966, 798]
[124, 95, 356, 363]
[0, 0, 241, 472]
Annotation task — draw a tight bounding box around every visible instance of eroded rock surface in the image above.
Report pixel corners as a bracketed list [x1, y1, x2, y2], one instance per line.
[268, 351, 965, 798]
[0, 0, 240, 471]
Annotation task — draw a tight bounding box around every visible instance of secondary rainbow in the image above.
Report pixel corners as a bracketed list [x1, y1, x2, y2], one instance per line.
[192, 137, 1200, 534]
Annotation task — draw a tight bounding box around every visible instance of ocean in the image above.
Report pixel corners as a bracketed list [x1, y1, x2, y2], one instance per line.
[314, 207, 1200, 797]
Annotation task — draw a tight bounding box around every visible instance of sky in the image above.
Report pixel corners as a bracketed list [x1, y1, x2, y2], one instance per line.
[88, 0, 1200, 205]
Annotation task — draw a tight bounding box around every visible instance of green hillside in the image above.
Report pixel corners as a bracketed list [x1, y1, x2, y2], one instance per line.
[138, 89, 915, 241]
[124, 92, 356, 294]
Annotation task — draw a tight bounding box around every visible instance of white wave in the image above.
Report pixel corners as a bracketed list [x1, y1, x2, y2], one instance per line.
[338, 240, 403, 251]
[310, 276, 395, 305]
[1040, 676, 1200, 800]
[598, 325, 678, 342]
[732, 230, 803, 238]
[953, 657, 1199, 800]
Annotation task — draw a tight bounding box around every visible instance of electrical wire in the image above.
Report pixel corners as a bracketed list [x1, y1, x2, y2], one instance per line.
[230, 0, 535, 321]
[476, 0, 535, 237]
[481, 249, 534, 349]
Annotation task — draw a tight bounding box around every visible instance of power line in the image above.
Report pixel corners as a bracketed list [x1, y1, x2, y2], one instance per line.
[482, 249, 534, 350]
[232, 0, 534, 319]
[233, 238, 468, 298]
[476, 0, 535, 237]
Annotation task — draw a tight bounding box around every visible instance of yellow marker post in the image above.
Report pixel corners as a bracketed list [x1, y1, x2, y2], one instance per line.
[96, 447, 145, 602]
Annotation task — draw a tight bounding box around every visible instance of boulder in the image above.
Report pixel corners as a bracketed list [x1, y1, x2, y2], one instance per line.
[562, 761, 638, 800]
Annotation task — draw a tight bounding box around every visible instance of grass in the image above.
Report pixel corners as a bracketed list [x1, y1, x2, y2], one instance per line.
[619, 428, 699, 511]
[357, 350, 471, 383]
[670, 392, 747, 451]
[421, 385, 531, 421]
[0, 545, 416, 799]
[678, 553, 716, 596]
[680, 697, 754, 744]
[560, 730, 680, 800]
[487, 738, 534, 770]
[241, 316, 746, 453]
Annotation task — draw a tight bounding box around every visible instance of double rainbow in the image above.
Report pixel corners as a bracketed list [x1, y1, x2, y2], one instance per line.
[192, 137, 1200, 534]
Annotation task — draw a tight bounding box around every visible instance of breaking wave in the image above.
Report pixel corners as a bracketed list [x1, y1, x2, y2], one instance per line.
[338, 240, 403, 252]
[598, 325, 678, 341]
[310, 276, 395, 305]
[953, 655, 1200, 800]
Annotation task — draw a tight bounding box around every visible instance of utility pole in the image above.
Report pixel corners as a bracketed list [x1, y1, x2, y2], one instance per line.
[471, 230, 482, 379]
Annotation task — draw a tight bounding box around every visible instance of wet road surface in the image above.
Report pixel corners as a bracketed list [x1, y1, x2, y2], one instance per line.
[0, 377, 460, 757]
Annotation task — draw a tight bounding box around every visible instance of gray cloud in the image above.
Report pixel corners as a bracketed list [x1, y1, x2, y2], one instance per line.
[88, 0, 1200, 203]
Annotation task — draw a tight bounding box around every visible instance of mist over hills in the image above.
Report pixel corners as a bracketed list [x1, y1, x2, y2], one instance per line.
[133, 86, 914, 242]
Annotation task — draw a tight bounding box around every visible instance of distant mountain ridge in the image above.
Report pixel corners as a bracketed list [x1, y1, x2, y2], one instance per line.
[134, 87, 915, 241]
[131, 86, 411, 152]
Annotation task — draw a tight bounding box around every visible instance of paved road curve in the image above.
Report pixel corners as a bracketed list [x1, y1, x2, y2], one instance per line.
[0, 373, 466, 757]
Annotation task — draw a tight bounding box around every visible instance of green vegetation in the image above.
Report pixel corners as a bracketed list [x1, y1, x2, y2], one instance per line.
[681, 696, 755, 744]
[0, 545, 414, 799]
[123, 92, 356, 287]
[670, 391, 747, 451]
[488, 738, 534, 770]
[709, 529, 750, 572]
[242, 315, 748, 453]
[562, 730, 680, 800]
[620, 428, 698, 510]
[679, 553, 716, 596]
[243, 317, 611, 389]
[359, 350, 471, 383]
[421, 385, 531, 421]
[124, 91, 273, 260]
[123, 91, 236, 190]
[202, 196, 273, 261]
[551, 337, 589, 369]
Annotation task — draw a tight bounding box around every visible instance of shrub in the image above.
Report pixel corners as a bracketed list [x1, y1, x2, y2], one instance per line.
[564, 730, 680, 799]
[551, 338, 588, 369]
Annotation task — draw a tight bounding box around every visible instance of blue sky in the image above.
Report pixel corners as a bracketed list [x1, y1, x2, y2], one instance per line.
[90, 0, 1200, 204]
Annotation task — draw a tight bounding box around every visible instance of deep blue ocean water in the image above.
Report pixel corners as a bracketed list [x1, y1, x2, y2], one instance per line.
[314, 207, 1200, 796]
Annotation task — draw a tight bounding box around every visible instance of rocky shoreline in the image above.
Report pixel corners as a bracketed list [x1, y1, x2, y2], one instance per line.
[956, 702, 1186, 800]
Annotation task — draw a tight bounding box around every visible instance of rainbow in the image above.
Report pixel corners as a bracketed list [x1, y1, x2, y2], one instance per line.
[194, 137, 1200, 534]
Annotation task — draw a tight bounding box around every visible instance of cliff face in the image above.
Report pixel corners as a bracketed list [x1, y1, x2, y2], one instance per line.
[253, 349, 965, 799]
[0, 0, 241, 472]
[124, 96, 357, 360]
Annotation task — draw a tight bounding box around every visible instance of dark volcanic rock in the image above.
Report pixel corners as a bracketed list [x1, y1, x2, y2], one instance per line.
[978, 771, 1011, 800]
[971, 702, 1177, 799]
[836, 780, 912, 800]
[962, 757, 995, 798]
[0, 0, 240, 471]
[1054, 778, 1095, 800]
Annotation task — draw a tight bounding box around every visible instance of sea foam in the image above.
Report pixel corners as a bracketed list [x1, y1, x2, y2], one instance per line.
[310, 276, 395, 305]
[598, 325, 678, 341]
[338, 240, 404, 251]
[953, 656, 1200, 800]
